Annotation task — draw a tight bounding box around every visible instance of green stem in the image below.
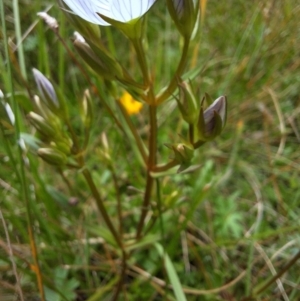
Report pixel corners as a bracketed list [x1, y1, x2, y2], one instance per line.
[112, 250, 127, 301]
[131, 38, 150, 87]
[110, 164, 123, 236]
[82, 168, 123, 249]
[193, 140, 205, 149]
[136, 105, 157, 239]
[67, 117, 123, 250]
[156, 37, 190, 105]
[153, 160, 178, 173]
[12, 0, 27, 80]
[58, 9, 66, 94]
[117, 100, 147, 164]
[130, 35, 158, 239]
[189, 124, 194, 144]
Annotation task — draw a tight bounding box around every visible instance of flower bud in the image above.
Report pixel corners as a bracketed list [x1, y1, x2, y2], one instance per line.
[27, 112, 57, 138]
[32, 69, 68, 119]
[33, 96, 64, 133]
[50, 138, 73, 155]
[38, 147, 67, 166]
[80, 89, 94, 130]
[32, 68, 59, 110]
[166, 143, 194, 172]
[176, 80, 198, 124]
[197, 95, 227, 141]
[73, 36, 123, 80]
[37, 12, 58, 31]
[167, 0, 199, 38]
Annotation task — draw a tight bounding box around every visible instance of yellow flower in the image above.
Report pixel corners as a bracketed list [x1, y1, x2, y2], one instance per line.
[119, 91, 143, 115]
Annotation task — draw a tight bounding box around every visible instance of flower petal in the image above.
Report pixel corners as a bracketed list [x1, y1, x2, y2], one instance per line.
[63, 0, 110, 25]
[32, 68, 59, 108]
[63, 0, 156, 25]
[110, 0, 156, 22]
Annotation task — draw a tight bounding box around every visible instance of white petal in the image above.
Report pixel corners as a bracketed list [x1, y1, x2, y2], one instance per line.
[110, 0, 156, 22]
[63, 0, 110, 25]
[63, 0, 156, 25]
[5, 103, 15, 125]
[32, 68, 59, 108]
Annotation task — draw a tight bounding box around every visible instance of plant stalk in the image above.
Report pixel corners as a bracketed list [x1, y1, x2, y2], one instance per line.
[117, 100, 147, 164]
[136, 104, 157, 239]
[82, 169, 123, 249]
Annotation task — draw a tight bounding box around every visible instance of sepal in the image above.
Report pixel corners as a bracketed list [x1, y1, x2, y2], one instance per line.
[176, 80, 199, 124]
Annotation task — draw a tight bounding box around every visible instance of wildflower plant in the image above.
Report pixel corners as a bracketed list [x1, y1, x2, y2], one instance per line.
[14, 0, 228, 299]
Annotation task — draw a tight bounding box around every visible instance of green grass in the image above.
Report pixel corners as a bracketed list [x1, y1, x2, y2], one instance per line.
[1, 0, 300, 300]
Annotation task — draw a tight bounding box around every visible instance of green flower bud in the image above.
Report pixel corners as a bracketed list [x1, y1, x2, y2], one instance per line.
[166, 143, 194, 172]
[197, 95, 227, 141]
[176, 80, 199, 124]
[73, 33, 123, 80]
[38, 147, 67, 166]
[50, 139, 73, 155]
[33, 95, 65, 130]
[27, 112, 57, 137]
[80, 89, 94, 130]
[167, 0, 199, 38]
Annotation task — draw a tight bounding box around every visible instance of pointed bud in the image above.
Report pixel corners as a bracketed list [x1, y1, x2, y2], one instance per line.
[197, 95, 227, 141]
[27, 112, 57, 138]
[73, 35, 123, 80]
[32, 68, 59, 110]
[33, 69, 68, 119]
[37, 12, 59, 31]
[50, 139, 73, 155]
[33, 95, 64, 131]
[167, 0, 199, 38]
[80, 89, 94, 130]
[176, 80, 199, 124]
[33, 95, 53, 120]
[38, 147, 67, 166]
[166, 143, 194, 172]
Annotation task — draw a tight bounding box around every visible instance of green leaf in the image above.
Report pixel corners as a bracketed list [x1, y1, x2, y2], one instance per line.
[155, 243, 187, 301]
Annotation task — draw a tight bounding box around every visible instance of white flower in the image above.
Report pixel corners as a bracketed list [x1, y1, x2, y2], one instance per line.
[63, 0, 156, 26]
